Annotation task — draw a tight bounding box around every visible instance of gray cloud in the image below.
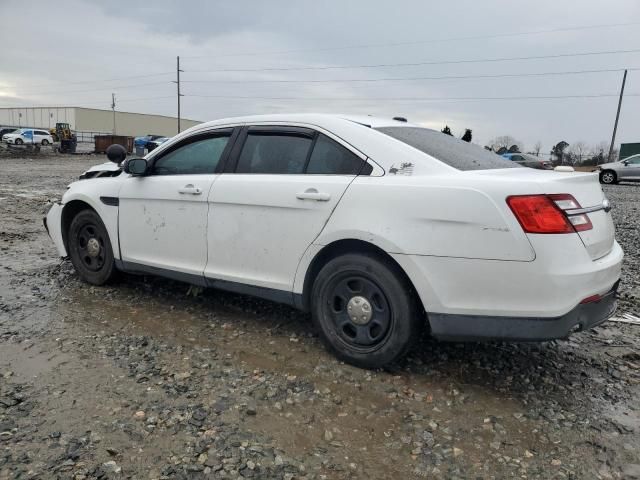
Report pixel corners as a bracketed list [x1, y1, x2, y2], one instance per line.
[1, 0, 639, 152]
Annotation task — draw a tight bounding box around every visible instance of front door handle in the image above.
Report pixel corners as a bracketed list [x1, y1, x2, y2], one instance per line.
[178, 184, 202, 195]
[296, 188, 331, 201]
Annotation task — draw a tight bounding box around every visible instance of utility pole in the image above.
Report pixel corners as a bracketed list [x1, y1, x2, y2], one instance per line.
[173, 56, 184, 134]
[608, 69, 627, 162]
[111, 93, 116, 135]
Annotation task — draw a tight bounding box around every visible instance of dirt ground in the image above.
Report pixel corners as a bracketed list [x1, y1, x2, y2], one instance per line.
[0, 152, 639, 479]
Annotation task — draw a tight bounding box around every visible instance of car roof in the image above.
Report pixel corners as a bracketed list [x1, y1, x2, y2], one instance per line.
[189, 113, 420, 131]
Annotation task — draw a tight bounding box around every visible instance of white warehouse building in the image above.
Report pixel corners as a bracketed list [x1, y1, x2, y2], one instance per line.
[0, 107, 201, 137]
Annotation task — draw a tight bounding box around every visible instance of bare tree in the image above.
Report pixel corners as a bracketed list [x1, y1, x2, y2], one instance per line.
[489, 135, 523, 153]
[532, 141, 542, 157]
[569, 141, 588, 165]
[593, 141, 618, 164]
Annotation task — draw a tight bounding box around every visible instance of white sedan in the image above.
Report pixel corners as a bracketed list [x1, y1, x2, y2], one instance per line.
[2, 128, 54, 145]
[44, 114, 623, 368]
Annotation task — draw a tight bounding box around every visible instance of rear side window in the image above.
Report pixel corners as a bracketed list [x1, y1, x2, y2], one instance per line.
[152, 135, 230, 175]
[236, 133, 312, 174]
[376, 127, 519, 171]
[307, 134, 366, 175]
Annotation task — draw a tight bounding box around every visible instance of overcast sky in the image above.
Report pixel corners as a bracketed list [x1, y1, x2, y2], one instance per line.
[1, 0, 639, 152]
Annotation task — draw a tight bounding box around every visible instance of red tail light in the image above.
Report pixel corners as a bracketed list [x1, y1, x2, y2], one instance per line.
[507, 195, 574, 234]
[507, 194, 593, 234]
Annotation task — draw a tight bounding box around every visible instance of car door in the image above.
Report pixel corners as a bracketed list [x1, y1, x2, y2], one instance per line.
[118, 128, 236, 279]
[34, 130, 48, 143]
[22, 130, 34, 144]
[205, 126, 371, 293]
[619, 155, 640, 180]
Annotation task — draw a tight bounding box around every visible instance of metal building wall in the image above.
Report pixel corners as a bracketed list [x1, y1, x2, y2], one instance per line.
[0, 107, 200, 137]
[74, 108, 201, 137]
[0, 107, 76, 129]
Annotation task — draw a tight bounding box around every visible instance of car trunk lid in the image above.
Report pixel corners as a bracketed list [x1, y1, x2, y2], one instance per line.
[544, 172, 614, 259]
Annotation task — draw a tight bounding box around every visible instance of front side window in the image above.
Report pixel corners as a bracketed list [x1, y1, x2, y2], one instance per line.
[236, 133, 312, 174]
[625, 156, 640, 165]
[152, 135, 230, 175]
[307, 134, 366, 175]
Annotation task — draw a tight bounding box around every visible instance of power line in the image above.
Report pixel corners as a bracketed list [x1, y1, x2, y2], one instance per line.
[181, 67, 638, 85]
[3, 72, 174, 90]
[187, 48, 640, 74]
[184, 92, 640, 102]
[14, 81, 171, 96]
[182, 21, 640, 59]
[0, 95, 176, 109]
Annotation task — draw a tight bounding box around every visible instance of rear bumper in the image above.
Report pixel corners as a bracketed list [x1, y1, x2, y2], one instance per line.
[429, 282, 618, 341]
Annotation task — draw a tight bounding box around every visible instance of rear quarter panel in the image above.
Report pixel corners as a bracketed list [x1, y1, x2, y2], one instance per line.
[315, 174, 536, 261]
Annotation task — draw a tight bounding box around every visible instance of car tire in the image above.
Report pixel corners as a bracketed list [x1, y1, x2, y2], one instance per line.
[41, 139, 49, 146]
[14, 138, 23, 145]
[311, 252, 422, 369]
[599, 170, 617, 185]
[67, 210, 117, 285]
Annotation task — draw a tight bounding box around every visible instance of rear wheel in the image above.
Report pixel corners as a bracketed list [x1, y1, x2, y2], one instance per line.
[67, 210, 117, 285]
[311, 252, 422, 369]
[600, 170, 617, 184]
[41, 139, 49, 146]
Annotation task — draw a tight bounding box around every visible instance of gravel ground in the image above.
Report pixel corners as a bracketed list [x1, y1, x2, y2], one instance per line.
[0, 152, 638, 479]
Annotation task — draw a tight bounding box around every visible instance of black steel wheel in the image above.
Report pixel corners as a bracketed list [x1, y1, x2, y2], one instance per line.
[68, 210, 117, 285]
[311, 252, 422, 368]
[328, 275, 392, 350]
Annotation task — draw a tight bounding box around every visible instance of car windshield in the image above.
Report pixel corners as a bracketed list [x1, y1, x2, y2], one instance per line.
[376, 127, 520, 171]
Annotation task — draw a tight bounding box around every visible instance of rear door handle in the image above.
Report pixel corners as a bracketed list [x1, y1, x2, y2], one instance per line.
[178, 184, 202, 195]
[296, 188, 331, 201]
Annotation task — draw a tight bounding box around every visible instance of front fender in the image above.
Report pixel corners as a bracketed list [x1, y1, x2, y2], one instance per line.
[58, 181, 122, 260]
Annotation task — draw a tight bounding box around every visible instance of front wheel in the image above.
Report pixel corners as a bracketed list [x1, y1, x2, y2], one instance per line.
[67, 210, 117, 285]
[311, 252, 422, 369]
[14, 138, 23, 145]
[600, 170, 617, 184]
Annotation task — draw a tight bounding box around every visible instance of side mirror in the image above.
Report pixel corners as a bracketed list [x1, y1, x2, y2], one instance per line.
[124, 158, 148, 175]
[106, 144, 127, 164]
[623, 160, 629, 166]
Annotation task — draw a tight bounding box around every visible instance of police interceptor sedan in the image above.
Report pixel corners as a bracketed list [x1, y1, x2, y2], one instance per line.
[44, 114, 623, 368]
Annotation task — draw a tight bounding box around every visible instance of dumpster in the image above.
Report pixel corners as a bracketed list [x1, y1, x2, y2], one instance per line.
[95, 135, 134, 154]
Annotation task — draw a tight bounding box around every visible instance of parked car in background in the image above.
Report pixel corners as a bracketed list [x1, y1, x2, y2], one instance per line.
[598, 154, 640, 184]
[501, 152, 553, 170]
[133, 134, 165, 150]
[0, 127, 18, 140]
[146, 136, 171, 152]
[44, 114, 622, 368]
[2, 128, 54, 145]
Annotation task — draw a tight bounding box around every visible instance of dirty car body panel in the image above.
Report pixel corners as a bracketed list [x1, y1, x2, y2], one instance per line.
[45, 114, 623, 366]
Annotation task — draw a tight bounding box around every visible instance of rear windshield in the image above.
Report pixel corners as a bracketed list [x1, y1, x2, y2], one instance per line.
[376, 127, 520, 171]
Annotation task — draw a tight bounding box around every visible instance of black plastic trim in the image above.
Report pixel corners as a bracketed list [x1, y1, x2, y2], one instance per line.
[114, 260, 300, 308]
[204, 277, 295, 306]
[429, 283, 619, 342]
[117, 260, 207, 287]
[100, 196, 119, 206]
